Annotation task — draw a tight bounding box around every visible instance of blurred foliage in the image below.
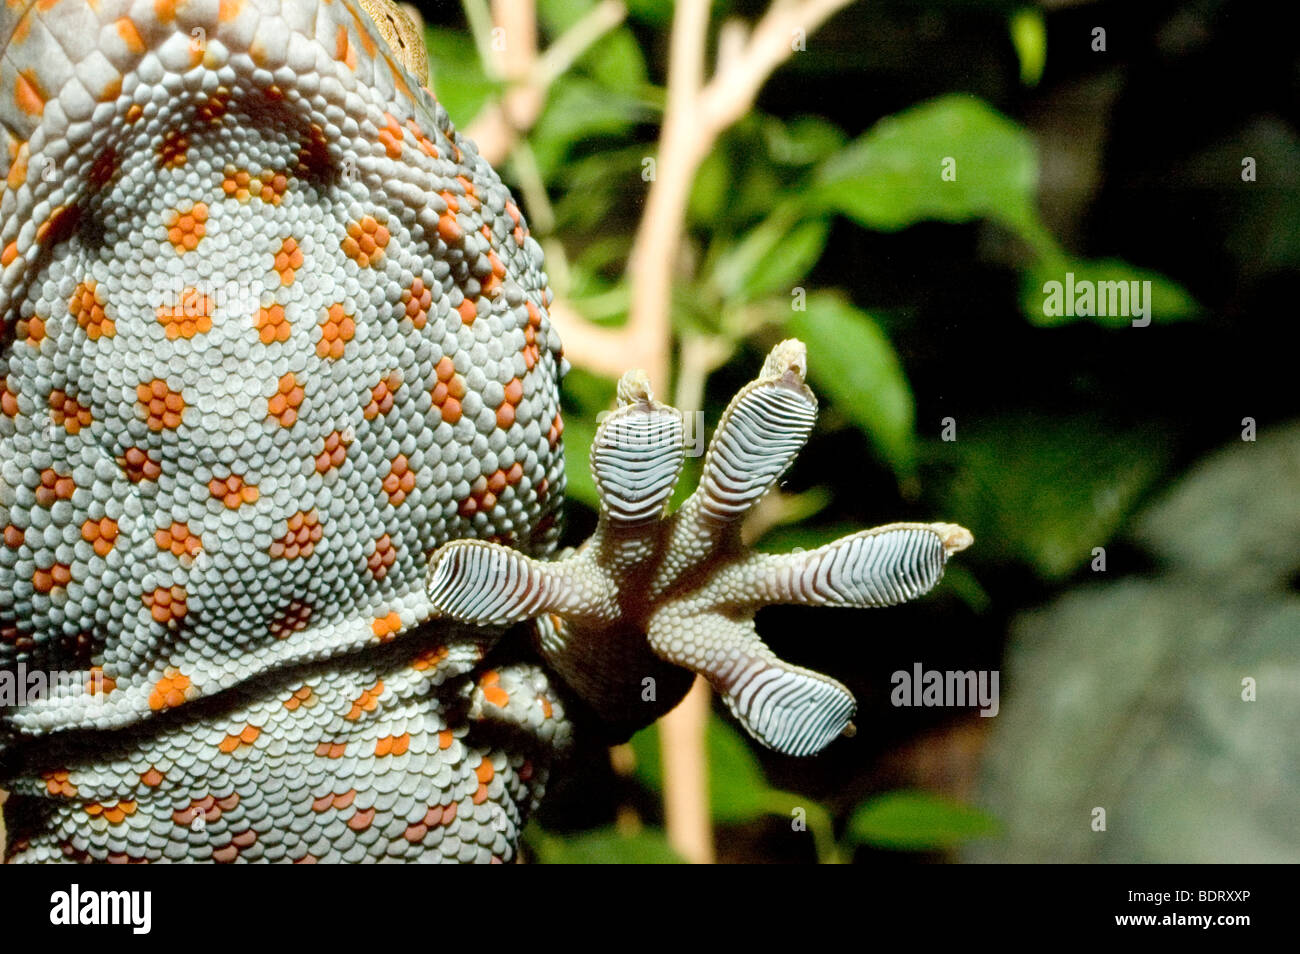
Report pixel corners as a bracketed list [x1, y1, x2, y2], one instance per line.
[414, 0, 1296, 862]
[969, 423, 1300, 863]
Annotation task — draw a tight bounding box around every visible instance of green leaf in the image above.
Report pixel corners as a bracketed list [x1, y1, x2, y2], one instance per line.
[623, 0, 674, 27]
[786, 293, 916, 478]
[558, 368, 617, 512]
[812, 93, 1040, 237]
[630, 716, 804, 825]
[1010, 8, 1047, 87]
[526, 824, 684, 863]
[688, 145, 732, 227]
[711, 207, 829, 303]
[705, 714, 783, 824]
[530, 77, 650, 179]
[848, 790, 999, 850]
[559, 413, 598, 511]
[939, 413, 1171, 580]
[762, 115, 848, 168]
[1022, 255, 1201, 327]
[423, 28, 495, 126]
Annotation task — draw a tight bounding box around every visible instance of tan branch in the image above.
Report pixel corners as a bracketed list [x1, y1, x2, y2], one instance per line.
[467, 0, 628, 167]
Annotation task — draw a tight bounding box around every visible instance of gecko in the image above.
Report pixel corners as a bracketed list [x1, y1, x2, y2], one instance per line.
[0, 0, 971, 862]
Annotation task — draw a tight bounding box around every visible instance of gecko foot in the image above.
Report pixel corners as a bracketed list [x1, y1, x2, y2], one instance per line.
[427, 340, 972, 756]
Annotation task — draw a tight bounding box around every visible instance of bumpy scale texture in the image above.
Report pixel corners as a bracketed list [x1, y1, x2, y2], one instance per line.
[0, 0, 567, 863]
[0, 0, 971, 863]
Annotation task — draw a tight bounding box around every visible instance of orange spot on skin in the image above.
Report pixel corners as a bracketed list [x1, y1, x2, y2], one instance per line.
[367, 534, 396, 579]
[140, 767, 165, 787]
[266, 372, 305, 427]
[87, 799, 137, 825]
[5, 143, 27, 190]
[209, 473, 258, 509]
[36, 205, 81, 247]
[382, 454, 415, 505]
[363, 371, 402, 420]
[480, 670, 509, 708]
[335, 24, 357, 70]
[43, 769, 77, 798]
[172, 792, 240, 827]
[273, 236, 303, 284]
[15, 70, 46, 116]
[374, 733, 410, 757]
[35, 467, 75, 507]
[125, 104, 144, 124]
[473, 758, 495, 804]
[218, 0, 243, 23]
[455, 176, 479, 205]
[348, 808, 376, 831]
[269, 600, 313, 640]
[3, 524, 23, 548]
[345, 679, 385, 719]
[459, 465, 523, 517]
[87, 667, 116, 696]
[164, 202, 207, 254]
[0, 241, 17, 267]
[0, 384, 16, 419]
[32, 561, 72, 593]
[155, 522, 201, 558]
[342, 216, 389, 267]
[115, 18, 146, 53]
[49, 389, 92, 434]
[71, 280, 114, 339]
[311, 789, 356, 812]
[81, 517, 119, 557]
[411, 644, 449, 672]
[155, 287, 213, 339]
[406, 119, 438, 158]
[269, 509, 322, 559]
[197, 90, 231, 123]
[143, 586, 188, 625]
[256, 303, 290, 344]
[217, 724, 261, 753]
[283, 685, 315, 710]
[120, 447, 161, 483]
[148, 667, 194, 710]
[317, 303, 354, 359]
[136, 378, 186, 430]
[16, 314, 45, 345]
[401, 277, 432, 329]
[378, 113, 403, 159]
[223, 166, 288, 204]
[437, 212, 462, 244]
[456, 299, 476, 325]
[438, 730, 454, 750]
[315, 429, 351, 474]
[158, 128, 188, 168]
[314, 742, 347, 759]
[370, 612, 401, 641]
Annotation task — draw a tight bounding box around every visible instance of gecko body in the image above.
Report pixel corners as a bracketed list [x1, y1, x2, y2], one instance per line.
[0, 0, 970, 863]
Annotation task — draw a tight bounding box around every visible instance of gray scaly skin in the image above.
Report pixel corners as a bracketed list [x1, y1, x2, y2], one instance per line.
[0, 0, 970, 862]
